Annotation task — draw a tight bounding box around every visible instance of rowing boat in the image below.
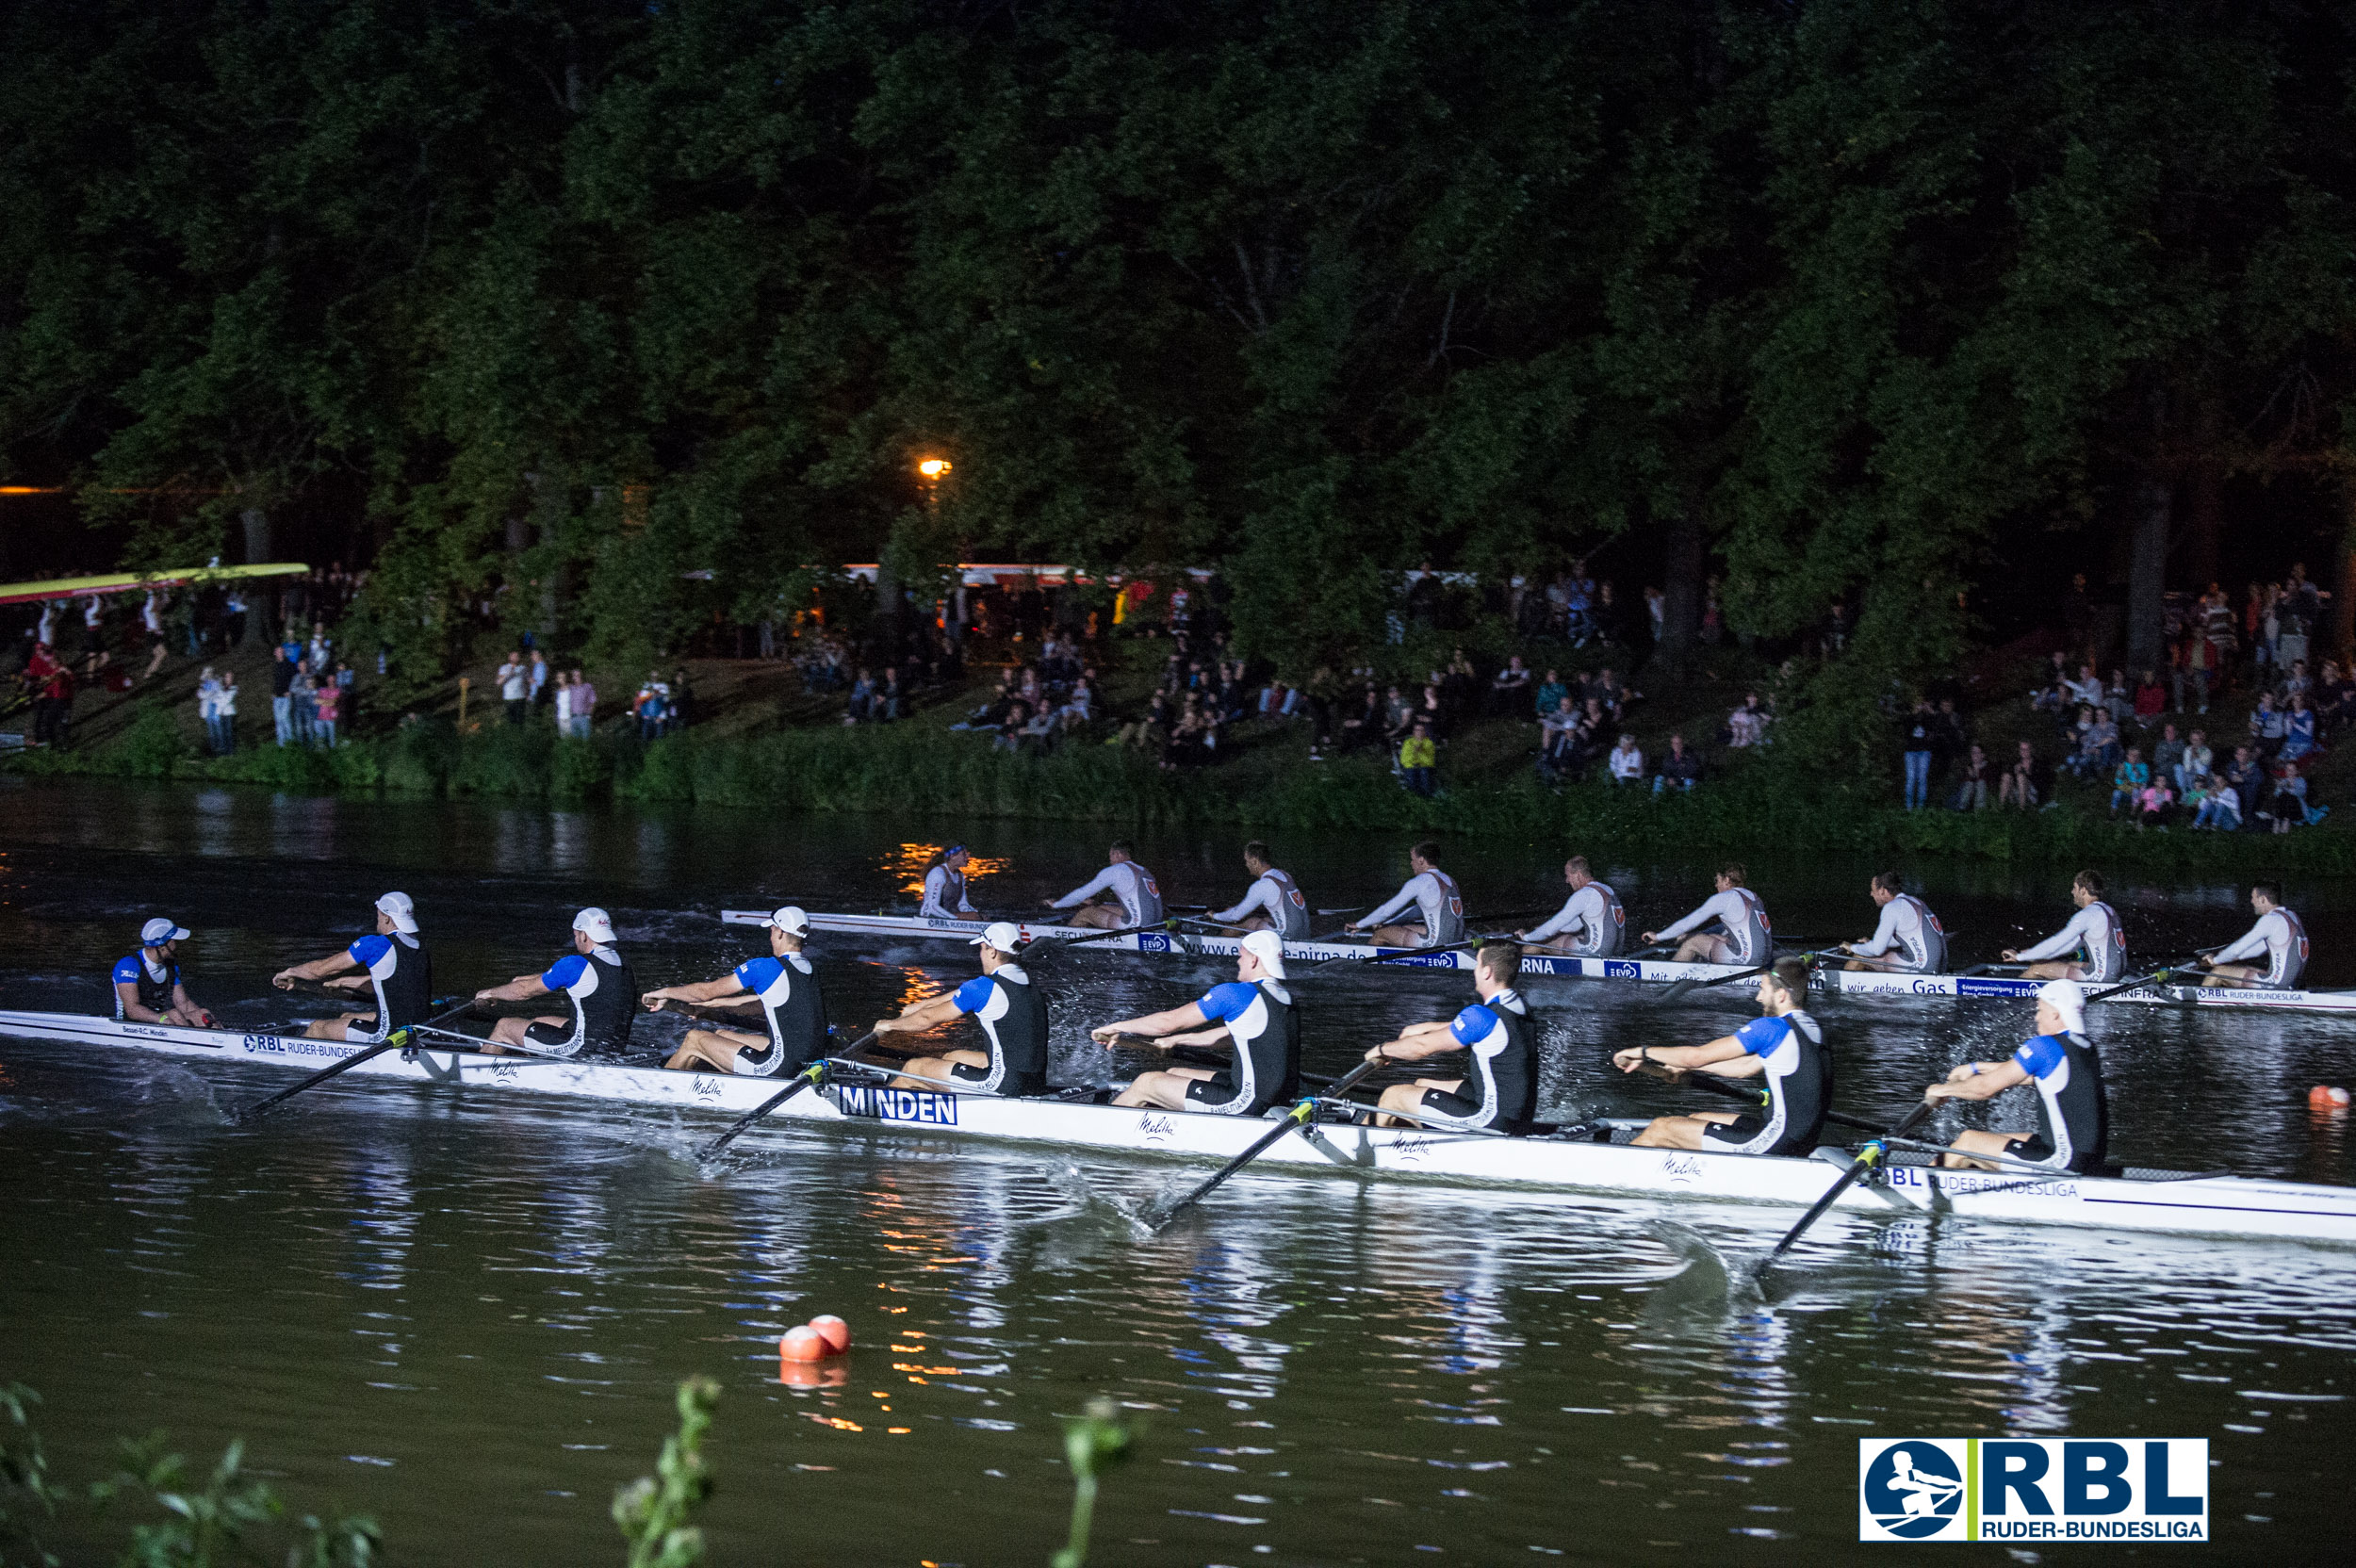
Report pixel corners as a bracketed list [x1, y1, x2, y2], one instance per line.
[7, 1008, 2351, 1248]
[722, 910, 2356, 1015]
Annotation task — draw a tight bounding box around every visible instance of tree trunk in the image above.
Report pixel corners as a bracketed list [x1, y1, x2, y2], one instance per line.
[2181, 459, 2221, 594]
[2125, 473, 2171, 676]
[1654, 508, 1706, 678]
[2335, 478, 2356, 665]
[239, 507, 273, 646]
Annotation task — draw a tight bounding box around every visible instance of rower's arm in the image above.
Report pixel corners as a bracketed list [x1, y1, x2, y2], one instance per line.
[1367, 1019, 1463, 1063]
[476, 974, 551, 1003]
[1924, 1057, 2029, 1102]
[873, 990, 963, 1037]
[642, 976, 749, 1010]
[116, 979, 161, 1023]
[1208, 882, 1268, 925]
[1850, 903, 1902, 957]
[1050, 867, 1117, 910]
[1650, 900, 1713, 944]
[2009, 916, 2083, 964]
[1522, 895, 1579, 943]
[1612, 1032, 1748, 1075]
[2207, 923, 2268, 966]
[1356, 881, 1420, 930]
[274, 950, 362, 988]
[1089, 1001, 1210, 1045]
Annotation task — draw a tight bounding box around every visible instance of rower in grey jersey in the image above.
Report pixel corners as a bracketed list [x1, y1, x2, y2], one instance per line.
[1644, 862, 1772, 966]
[2198, 883, 2309, 990]
[1206, 841, 1312, 941]
[2004, 869, 2125, 983]
[1350, 841, 1467, 949]
[1519, 856, 1623, 957]
[1046, 841, 1165, 930]
[1841, 873, 1947, 975]
[920, 845, 979, 921]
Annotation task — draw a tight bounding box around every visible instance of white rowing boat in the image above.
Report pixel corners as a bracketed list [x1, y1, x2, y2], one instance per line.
[722, 909, 2356, 1014]
[6, 1008, 2351, 1249]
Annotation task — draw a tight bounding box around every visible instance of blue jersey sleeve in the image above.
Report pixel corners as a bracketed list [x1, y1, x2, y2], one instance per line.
[952, 974, 996, 1014]
[1196, 981, 1259, 1023]
[349, 933, 391, 969]
[734, 956, 783, 992]
[2013, 1034, 2067, 1080]
[111, 956, 141, 985]
[542, 954, 588, 990]
[1733, 1015, 1789, 1057]
[1449, 1004, 1497, 1047]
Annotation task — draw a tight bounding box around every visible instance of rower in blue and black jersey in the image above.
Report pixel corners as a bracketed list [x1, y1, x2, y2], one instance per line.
[641, 906, 829, 1076]
[271, 891, 433, 1041]
[872, 921, 1051, 1096]
[1923, 979, 2109, 1174]
[1612, 956, 1831, 1156]
[474, 906, 638, 1058]
[1097, 929, 1300, 1114]
[111, 916, 211, 1027]
[1365, 941, 1536, 1134]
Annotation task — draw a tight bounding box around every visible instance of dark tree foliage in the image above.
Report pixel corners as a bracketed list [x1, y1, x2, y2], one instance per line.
[5, 0, 2354, 738]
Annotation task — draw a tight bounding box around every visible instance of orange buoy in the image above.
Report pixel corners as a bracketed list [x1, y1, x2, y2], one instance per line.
[2331, 1086, 2352, 1107]
[780, 1325, 827, 1364]
[810, 1315, 851, 1355]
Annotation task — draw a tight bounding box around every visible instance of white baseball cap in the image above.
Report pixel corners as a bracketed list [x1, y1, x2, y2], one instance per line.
[762, 906, 810, 936]
[970, 921, 1023, 954]
[141, 917, 190, 945]
[375, 891, 419, 934]
[574, 906, 618, 944]
[2037, 978, 2087, 1036]
[1240, 928, 1287, 978]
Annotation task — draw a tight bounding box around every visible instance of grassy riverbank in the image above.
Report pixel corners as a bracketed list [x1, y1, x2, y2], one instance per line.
[16, 698, 2356, 874]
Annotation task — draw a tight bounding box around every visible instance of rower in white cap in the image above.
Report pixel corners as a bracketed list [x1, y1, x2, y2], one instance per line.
[641, 906, 829, 1076]
[111, 917, 211, 1028]
[870, 921, 1049, 1095]
[474, 906, 638, 1058]
[270, 892, 433, 1041]
[1093, 928, 1301, 1115]
[1920, 978, 2109, 1174]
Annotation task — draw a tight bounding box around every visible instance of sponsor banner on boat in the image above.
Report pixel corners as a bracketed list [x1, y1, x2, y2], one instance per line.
[832, 1084, 960, 1126]
[1857, 1438, 2207, 1543]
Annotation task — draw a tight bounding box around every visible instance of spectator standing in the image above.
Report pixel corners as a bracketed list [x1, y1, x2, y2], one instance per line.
[1609, 733, 1644, 786]
[569, 670, 597, 738]
[270, 646, 296, 744]
[497, 652, 529, 725]
[213, 670, 237, 754]
[1899, 699, 1936, 810]
[196, 667, 221, 751]
[1399, 720, 1438, 797]
[313, 678, 340, 747]
[552, 670, 573, 736]
[529, 649, 550, 710]
[1653, 733, 1703, 795]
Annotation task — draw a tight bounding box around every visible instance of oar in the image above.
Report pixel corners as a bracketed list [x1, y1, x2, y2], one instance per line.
[1306, 937, 1485, 972]
[1954, 962, 2029, 978]
[1149, 1058, 1385, 1223]
[1033, 920, 1175, 951]
[1653, 950, 1835, 1007]
[1756, 1102, 1935, 1275]
[696, 1031, 877, 1159]
[227, 1000, 476, 1125]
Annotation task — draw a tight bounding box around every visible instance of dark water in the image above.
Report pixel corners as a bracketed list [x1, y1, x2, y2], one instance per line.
[3, 777, 2353, 1563]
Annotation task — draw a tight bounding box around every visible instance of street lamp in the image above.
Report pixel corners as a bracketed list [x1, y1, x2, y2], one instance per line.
[917, 457, 951, 481]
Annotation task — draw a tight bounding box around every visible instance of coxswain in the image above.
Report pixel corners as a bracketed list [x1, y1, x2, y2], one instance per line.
[1610, 957, 1828, 1153]
[1348, 841, 1467, 949]
[871, 921, 1049, 1094]
[1363, 941, 1535, 1133]
[640, 906, 828, 1075]
[1205, 841, 1311, 940]
[2195, 883, 2308, 990]
[920, 844, 980, 921]
[1643, 862, 1772, 966]
[1095, 929, 1301, 1113]
[1045, 841, 1165, 930]
[2002, 870, 2125, 982]
[111, 918, 212, 1027]
[1517, 857, 1624, 957]
[473, 907, 638, 1057]
[269, 892, 432, 1041]
[1839, 873, 1948, 973]
[1921, 979, 2107, 1173]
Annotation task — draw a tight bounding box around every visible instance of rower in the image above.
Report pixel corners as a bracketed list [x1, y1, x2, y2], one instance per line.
[269, 892, 432, 1041]
[871, 921, 1048, 1094]
[2195, 883, 2308, 990]
[1642, 862, 1771, 966]
[1095, 929, 1300, 1113]
[1609, 957, 1828, 1153]
[111, 918, 212, 1028]
[1363, 941, 1535, 1133]
[1922, 979, 2107, 1174]
[2002, 869, 2125, 983]
[921, 844, 980, 921]
[640, 906, 827, 1075]
[1517, 857, 1623, 957]
[473, 907, 638, 1058]
[1045, 841, 1165, 931]
[1348, 841, 1466, 949]
[1839, 873, 1947, 974]
[1205, 841, 1311, 940]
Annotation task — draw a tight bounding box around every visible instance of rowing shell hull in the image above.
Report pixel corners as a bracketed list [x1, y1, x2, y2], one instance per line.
[6, 1010, 2352, 1249]
[723, 910, 2356, 1015]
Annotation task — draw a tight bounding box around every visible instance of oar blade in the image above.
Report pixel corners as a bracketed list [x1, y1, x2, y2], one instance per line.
[1754, 1102, 1936, 1277]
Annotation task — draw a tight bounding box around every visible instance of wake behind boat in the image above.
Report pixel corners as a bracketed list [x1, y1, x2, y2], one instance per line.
[719, 908, 2356, 1014]
[8, 1007, 2352, 1250]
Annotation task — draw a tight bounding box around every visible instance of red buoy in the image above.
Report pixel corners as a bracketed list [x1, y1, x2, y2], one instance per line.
[809, 1315, 852, 1355]
[780, 1325, 827, 1364]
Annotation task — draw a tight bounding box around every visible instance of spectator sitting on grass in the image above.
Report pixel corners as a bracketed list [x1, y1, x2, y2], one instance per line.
[2249, 691, 2286, 756]
[1726, 693, 1767, 748]
[1537, 697, 1580, 786]
[2280, 692, 2318, 761]
[993, 699, 1032, 752]
[2151, 723, 2186, 789]
[2133, 668, 2166, 727]
[2133, 777, 2172, 827]
[1608, 733, 1644, 786]
[1653, 733, 1703, 795]
[2191, 773, 2241, 830]
[2175, 728, 2213, 795]
[1533, 667, 1566, 718]
[1998, 740, 2046, 809]
[1951, 743, 1991, 809]
[2264, 764, 2325, 832]
[2109, 746, 2151, 815]
[1491, 655, 1531, 706]
[2058, 708, 2101, 777]
[1399, 720, 1438, 797]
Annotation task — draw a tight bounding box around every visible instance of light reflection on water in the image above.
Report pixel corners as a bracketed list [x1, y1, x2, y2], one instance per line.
[2, 778, 2354, 1561]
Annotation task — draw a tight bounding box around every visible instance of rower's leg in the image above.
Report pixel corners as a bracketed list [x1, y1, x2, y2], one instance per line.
[1673, 936, 1721, 963]
[1937, 1130, 2020, 1170]
[666, 1028, 749, 1072]
[2202, 964, 2262, 987]
[1066, 905, 1120, 930]
[482, 1016, 564, 1055]
[891, 1050, 987, 1090]
[1371, 1079, 1462, 1127]
[1628, 1111, 1737, 1149]
[1111, 1068, 1210, 1109]
[2019, 961, 2070, 981]
[1368, 923, 1420, 948]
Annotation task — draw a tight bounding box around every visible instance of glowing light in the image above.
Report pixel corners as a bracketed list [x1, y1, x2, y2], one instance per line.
[916, 457, 951, 479]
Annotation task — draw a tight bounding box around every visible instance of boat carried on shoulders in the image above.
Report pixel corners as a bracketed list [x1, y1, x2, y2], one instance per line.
[722, 909, 2356, 1014]
[6, 1008, 2351, 1250]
